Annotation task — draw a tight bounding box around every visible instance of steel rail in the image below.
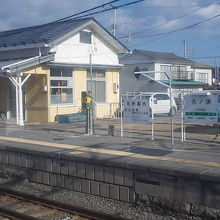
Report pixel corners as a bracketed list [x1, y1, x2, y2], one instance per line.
[0, 206, 39, 220]
[0, 187, 129, 220]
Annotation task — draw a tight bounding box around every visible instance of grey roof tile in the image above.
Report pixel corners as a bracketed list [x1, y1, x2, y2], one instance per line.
[0, 18, 92, 48]
[191, 61, 212, 69]
[134, 49, 194, 65]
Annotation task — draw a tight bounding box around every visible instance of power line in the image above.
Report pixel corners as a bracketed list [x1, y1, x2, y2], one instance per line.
[73, 0, 145, 19]
[202, 44, 220, 52]
[189, 55, 220, 59]
[119, 0, 218, 39]
[129, 34, 170, 48]
[53, 0, 122, 22]
[126, 12, 220, 39]
[0, 0, 143, 38]
[129, 4, 201, 8]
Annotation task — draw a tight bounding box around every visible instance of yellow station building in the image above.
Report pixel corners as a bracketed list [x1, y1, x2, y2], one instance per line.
[0, 18, 128, 125]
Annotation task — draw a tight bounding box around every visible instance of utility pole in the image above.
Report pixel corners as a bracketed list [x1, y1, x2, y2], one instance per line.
[183, 40, 187, 58]
[113, 7, 117, 36]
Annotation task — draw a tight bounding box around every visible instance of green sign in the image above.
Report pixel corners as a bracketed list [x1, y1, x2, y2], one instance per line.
[186, 112, 216, 116]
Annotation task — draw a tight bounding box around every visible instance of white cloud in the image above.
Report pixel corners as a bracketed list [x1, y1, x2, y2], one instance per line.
[0, 0, 220, 52]
[148, 16, 183, 32]
[0, 21, 12, 31]
[150, 0, 197, 7]
[196, 3, 220, 18]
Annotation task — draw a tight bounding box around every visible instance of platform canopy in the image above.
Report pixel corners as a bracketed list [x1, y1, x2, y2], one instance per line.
[0, 54, 54, 126]
[160, 80, 208, 86]
[0, 53, 54, 76]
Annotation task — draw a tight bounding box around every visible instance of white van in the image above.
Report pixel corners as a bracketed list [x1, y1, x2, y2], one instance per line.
[148, 93, 177, 116]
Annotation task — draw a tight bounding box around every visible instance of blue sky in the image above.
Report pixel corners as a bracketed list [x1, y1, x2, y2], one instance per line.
[0, 0, 220, 66]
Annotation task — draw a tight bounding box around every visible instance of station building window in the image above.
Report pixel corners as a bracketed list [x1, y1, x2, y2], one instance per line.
[80, 31, 92, 44]
[50, 67, 73, 104]
[197, 72, 208, 83]
[87, 69, 106, 102]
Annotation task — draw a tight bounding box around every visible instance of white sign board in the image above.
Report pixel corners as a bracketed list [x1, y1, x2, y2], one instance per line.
[122, 95, 150, 124]
[184, 94, 220, 124]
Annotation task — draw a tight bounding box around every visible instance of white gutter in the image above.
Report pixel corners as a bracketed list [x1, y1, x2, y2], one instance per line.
[0, 43, 49, 52]
[0, 53, 54, 75]
[1, 56, 40, 70]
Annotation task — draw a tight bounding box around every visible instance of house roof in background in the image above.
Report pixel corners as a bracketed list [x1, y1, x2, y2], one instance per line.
[0, 18, 91, 48]
[132, 50, 189, 65]
[133, 49, 194, 65]
[191, 61, 212, 69]
[0, 18, 128, 53]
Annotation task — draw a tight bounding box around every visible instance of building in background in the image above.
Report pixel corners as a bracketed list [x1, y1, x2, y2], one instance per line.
[119, 49, 212, 97]
[0, 18, 128, 124]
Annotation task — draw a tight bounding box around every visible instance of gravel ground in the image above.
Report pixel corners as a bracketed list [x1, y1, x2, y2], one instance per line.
[0, 177, 176, 220]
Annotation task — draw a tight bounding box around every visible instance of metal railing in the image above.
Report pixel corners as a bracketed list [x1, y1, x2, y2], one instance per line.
[94, 102, 120, 119]
[160, 71, 194, 80]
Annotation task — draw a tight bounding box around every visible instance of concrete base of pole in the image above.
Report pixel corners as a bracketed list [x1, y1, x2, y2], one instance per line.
[108, 124, 114, 136]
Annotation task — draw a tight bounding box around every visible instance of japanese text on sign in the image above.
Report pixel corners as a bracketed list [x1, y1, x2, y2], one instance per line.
[122, 95, 150, 125]
[184, 94, 220, 124]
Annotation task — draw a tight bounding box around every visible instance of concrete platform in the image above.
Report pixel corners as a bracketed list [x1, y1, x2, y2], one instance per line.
[0, 119, 220, 180]
[0, 119, 220, 215]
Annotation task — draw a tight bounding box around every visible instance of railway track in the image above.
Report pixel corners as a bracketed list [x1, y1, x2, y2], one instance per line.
[0, 187, 128, 220]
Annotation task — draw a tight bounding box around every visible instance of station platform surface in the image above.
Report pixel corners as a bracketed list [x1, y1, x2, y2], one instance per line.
[0, 119, 220, 181]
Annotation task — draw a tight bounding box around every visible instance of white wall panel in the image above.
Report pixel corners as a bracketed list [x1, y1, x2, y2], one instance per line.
[51, 32, 119, 65]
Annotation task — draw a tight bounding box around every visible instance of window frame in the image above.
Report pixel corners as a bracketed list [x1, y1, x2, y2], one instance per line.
[50, 67, 73, 105]
[80, 31, 92, 44]
[197, 72, 208, 83]
[87, 69, 106, 102]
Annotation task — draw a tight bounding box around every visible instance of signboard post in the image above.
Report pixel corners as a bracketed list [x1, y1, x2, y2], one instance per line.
[120, 94, 151, 138]
[182, 91, 220, 141]
[184, 94, 218, 124]
[133, 70, 175, 150]
[82, 91, 93, 134]
[122, 95, 150, 125]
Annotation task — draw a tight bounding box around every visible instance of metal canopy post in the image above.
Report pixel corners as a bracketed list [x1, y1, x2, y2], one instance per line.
[9, 73, 31, 126]
[9, 77, 19, 125]
[151, 96, 154, 140]
[168, 73, 174, 150]
[18, 75, 24, 126]
[120, 95, 124, 137]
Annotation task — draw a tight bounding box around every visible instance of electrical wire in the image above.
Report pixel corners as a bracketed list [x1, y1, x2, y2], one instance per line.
[119, 0, 219, 39]
[73, 0, 145, 19]
[53, 0, 122, 22]
[202, 44, 220, 52]
[188, 55, 220, 59]
[124, 12, 220, 39]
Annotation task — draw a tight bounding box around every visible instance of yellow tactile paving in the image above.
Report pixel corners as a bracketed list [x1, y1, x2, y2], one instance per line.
[0, 136, 220, 168]
[69, 151, 83, 155]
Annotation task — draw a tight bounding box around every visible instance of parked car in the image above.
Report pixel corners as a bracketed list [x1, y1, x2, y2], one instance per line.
[148, 93, 177, 116]
[122, 92, 177, 116]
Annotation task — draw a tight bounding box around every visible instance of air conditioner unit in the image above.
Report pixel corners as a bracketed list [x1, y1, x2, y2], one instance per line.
[42, 85, 48, 92]
[113, 83, 119, 93]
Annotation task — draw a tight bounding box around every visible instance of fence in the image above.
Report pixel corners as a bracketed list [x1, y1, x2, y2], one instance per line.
[94, 102, 120, 119]
[92, 93, 220, 147]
